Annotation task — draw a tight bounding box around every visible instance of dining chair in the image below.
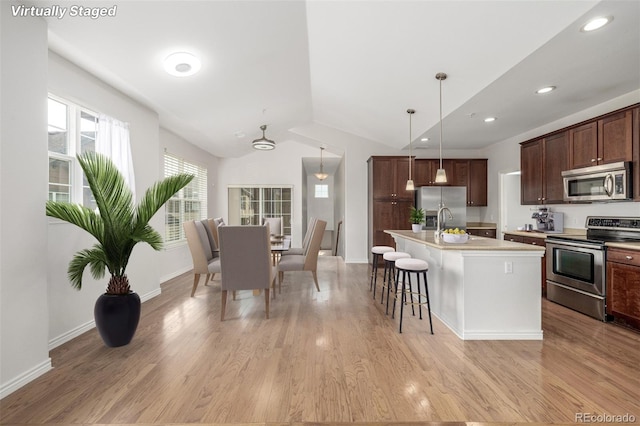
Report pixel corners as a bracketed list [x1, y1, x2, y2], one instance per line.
[277, 219, 326, 293]
[184, 220, 221, 297]
[262, 217, 283, 236]
[282, 217, 317, 256]
[210, 217, 225, 247]
[218, 224, 276, 320]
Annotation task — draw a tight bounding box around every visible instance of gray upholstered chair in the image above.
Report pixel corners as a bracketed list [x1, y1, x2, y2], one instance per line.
[184, 220, 221, 297]
[210, 217, 225, 248]
[277, 219, 326, 293]
[282, 217, 317, 256]
[262, 217, 283, 236]
[218, 224, 276, 320]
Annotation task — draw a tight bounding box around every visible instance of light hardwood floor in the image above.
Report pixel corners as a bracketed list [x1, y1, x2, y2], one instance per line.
[1, 254, 639, 425]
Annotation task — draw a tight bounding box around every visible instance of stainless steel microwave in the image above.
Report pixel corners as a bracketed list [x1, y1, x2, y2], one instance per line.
[562, 161, 631, 202]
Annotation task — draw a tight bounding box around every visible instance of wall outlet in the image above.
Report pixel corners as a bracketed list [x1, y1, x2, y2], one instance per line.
[504, 261, 513, 274]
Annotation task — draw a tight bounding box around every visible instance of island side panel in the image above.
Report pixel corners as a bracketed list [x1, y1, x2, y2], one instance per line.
[461, 252, 543, 340]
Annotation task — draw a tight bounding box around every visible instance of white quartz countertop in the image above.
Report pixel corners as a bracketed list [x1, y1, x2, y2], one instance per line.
[385, 230, 546, 251]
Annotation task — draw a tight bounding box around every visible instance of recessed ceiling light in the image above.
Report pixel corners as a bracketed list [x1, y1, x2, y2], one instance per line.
[164, 52, 201, 77]
[421, 137, 429, 142]
[581, 16, 613, 32]
[484, 117, 497, 123]
[536, 86, 556, 94]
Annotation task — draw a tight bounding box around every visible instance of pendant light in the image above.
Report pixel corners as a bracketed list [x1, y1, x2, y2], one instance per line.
[314, 146, 329, 181]
[252, 124, 275, 150]
[406, 109, 415, 191]
[435, 72, 448, 183]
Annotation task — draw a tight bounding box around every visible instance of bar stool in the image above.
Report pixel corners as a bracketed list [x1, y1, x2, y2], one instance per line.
[370, 246, 395, 297]
[392, 258, 433, 334]
[381, 251, 411, 311]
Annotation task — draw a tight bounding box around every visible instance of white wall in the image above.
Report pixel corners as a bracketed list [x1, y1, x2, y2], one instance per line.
[483, 90, 640, 234]
[216, 139, 323, 248]
[158, 128, 219, 283]
[46, 52, 164, 348]
[333, 156, 346, 258]
[0, 11, 51, 399]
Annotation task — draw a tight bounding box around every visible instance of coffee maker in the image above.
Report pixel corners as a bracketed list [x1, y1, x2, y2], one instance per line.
[531, 207, 564, 233]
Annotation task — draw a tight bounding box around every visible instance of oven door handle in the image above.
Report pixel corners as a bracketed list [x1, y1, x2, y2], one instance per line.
[603, 173, 614, 197]
[547, 240, 602, 250]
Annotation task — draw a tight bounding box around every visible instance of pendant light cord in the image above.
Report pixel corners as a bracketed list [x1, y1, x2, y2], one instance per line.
[409, 110, 412, 180]
[439, 78, 443, 170]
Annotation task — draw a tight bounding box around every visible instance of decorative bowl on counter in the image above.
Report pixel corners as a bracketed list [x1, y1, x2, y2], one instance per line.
[441, 232, 469, 244]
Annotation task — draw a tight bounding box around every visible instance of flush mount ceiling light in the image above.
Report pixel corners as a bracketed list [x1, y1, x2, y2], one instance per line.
[536, 86, 556, 94]
[581, 16, 613, 32]
[252, 124, 275, 150]
[314, 146, 329, 181]
[484, 117, 497, 123]
[164, 52, 201, 77]
[406, 109, 416, 191]
[435, 72, 448, 184]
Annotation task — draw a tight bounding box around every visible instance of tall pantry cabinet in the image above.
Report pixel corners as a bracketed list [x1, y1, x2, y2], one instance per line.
[368, 157, 414, 260]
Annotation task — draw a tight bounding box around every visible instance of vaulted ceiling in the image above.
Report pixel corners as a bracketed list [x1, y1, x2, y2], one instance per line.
[42, 0, 640, 158]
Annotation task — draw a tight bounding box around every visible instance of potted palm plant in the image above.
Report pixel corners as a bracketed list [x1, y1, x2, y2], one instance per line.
[409, 206, 425, 233]
[46, 152, 193, 347]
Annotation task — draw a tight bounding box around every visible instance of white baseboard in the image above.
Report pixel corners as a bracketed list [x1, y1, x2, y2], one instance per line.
[160, 266, 192, 283]
[48, 287, 162, 350]
[0, 358, 52, 400]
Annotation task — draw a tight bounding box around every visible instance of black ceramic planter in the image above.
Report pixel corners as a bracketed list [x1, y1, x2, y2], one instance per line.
[94, 292, 141, 347]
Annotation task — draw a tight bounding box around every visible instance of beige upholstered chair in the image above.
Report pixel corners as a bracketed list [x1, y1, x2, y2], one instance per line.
[282, 217, 317, 256]
[262, 217, 283, 236]
[277, 219, 326, 292]
[218, 224, 276, 320]
[184, 220, 221, 297]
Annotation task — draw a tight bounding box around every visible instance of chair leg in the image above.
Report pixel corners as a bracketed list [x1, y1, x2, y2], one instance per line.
[232, 290, 237, 301]
[264, 289, 270, 319]
[210, 273, 216, 281]
[370, 253, 378, 291]
[220, 290, 228, 321]
[190, 274, 201, 297]
[399, 270, 406, 333]
[424, 271, 434, 334]
[311, 271, 320, 292]
[204, 273, 210, 286]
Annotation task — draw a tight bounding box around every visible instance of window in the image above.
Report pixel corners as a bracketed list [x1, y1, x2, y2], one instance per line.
[48, 96, 98, 208]
[164, 153, 208, 243]
[228, 186, 292, 236]
[315, 184, 329, 198]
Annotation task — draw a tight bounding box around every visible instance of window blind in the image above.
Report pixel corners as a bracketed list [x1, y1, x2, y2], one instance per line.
[164, 153, 208, 243]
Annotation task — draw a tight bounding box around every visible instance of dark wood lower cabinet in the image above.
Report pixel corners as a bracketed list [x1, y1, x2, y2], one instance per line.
[606, 248, 640, 330]
[467, 228, 496, 238]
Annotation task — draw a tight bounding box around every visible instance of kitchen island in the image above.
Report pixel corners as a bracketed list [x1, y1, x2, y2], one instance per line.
[385, 230, 546, 340]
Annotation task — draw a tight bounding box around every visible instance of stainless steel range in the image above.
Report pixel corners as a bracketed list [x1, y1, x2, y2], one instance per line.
[546, 216, 640, 321]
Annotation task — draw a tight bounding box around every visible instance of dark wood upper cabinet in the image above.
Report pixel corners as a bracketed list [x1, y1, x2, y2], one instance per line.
[522, 104, 638, 205]
[569, 122, 598, 169]
[599, 110, 633, 164]
[569, 109, 633, 169]
[543, 132, 569, 204]
[370, 156, 412, 200]
[521, 139, 544, 205]
[468, 159, 488, 206]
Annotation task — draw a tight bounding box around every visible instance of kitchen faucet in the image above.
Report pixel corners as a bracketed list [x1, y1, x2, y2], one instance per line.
[436, 205, 453, 241]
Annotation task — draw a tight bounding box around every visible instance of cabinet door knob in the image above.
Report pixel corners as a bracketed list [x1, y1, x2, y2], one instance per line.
[537, 198, 541, 201]
[591, 158, 596, 162]
[597, 157, 603, 161]
[532, 242, 537, 245]
[626, 255, 633, 260]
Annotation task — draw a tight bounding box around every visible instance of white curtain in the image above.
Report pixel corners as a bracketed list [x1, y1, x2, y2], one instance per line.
[96, 114, 136, 201]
